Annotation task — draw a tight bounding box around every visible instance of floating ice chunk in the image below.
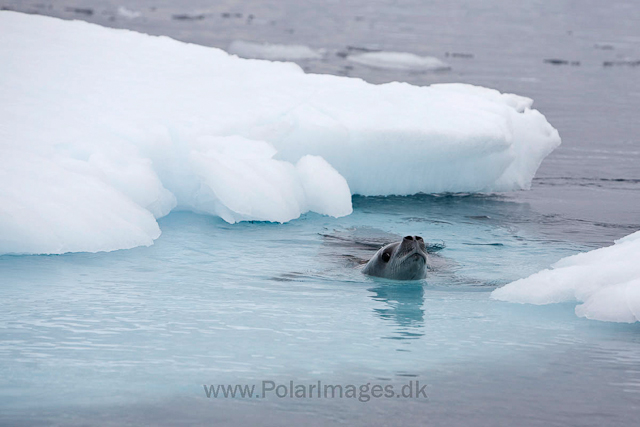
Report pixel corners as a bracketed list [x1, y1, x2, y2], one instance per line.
[492, 231, 640, 323]
[227, 40, 324, 60]
[347, 51, 450, 71]
[0, 12, 560, 254]
[117, 7, 141, 19]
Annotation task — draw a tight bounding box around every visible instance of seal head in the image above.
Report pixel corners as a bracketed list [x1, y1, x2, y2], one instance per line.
[362, 235, 428, 280]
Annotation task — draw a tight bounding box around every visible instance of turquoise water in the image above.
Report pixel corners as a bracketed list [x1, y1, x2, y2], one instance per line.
[2, 195, 639, 425]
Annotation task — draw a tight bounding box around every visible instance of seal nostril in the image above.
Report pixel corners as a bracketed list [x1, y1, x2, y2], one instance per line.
[404, 235, 413, 241]
[416, 236, 423, 241]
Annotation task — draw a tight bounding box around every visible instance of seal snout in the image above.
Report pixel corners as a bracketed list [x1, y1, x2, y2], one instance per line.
[401, 235, 425, 251]
[400, 236, 427, 263]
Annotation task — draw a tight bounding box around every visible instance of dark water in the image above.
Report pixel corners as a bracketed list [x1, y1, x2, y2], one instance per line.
[1, 1, 640, 426]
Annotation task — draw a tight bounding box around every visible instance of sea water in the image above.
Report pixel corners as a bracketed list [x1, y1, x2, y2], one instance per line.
[1, 0, 639, 425]
[2, 197, 639, 425]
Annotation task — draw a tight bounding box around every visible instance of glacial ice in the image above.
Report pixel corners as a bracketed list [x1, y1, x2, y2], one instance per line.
[0, 12, 560, 254]
[347, 51, 451, 71]
[492, 231, 640, 323]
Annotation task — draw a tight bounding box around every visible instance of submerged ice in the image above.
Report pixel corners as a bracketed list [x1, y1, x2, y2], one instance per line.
[0, 12, 560, 255]
[492, 231, 640, 323]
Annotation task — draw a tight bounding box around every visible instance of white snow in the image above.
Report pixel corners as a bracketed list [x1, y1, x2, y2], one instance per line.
[0, 12, 560, 255]
[492, 231, 640, 323]
[227, 40, 324, 60]
[347, 51, 451, 71]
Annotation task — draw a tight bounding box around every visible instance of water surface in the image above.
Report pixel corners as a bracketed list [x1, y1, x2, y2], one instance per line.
[1, 0, 639, 425]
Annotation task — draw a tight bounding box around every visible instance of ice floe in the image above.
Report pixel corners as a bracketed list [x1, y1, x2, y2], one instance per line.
[0, 12, 560, 254]
[492, 231, 640, 323]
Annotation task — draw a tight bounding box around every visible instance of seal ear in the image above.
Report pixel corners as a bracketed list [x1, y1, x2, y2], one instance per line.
[382, 252, 391, 262]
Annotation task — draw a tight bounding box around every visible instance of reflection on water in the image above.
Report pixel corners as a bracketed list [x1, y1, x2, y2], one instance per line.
[369, 283, 425, 341]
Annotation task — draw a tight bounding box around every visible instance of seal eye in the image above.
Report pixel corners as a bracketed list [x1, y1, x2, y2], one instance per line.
[382, 252, 391, 263]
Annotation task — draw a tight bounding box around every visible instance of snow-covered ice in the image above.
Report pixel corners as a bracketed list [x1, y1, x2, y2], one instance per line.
[227, 40, 324, 60]
[492, 231, 640, 323]
[347, 51, 451, 71]
[0, 12, 560, 254]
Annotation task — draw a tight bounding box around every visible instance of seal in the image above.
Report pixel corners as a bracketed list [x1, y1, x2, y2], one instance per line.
[362, 235, 428, 280]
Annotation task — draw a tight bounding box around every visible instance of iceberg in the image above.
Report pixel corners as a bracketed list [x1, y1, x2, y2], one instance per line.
[492, 231, 640, 323]
[0, 12, 560, 255]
